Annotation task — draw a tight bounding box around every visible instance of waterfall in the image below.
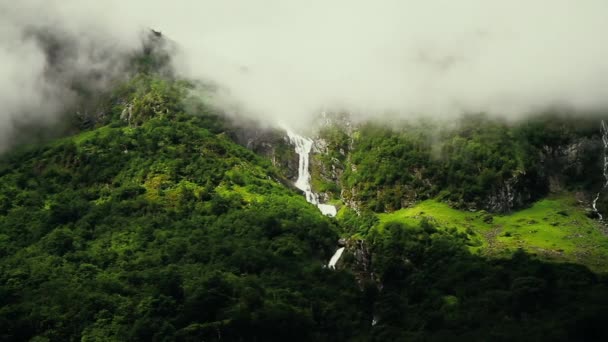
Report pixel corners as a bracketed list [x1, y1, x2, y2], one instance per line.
[318, 204, 337, 217]
[285, 128, 342, 268]
[593, 120, 608, 220]
[328, 247, 345, 269]
[285, 129, 337, 217]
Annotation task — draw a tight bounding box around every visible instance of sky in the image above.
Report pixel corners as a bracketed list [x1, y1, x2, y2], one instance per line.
[1, 0, 608, 147]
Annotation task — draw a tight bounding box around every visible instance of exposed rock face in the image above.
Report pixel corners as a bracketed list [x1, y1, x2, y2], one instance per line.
[483, 172, 536, 213]
[340, 187, 361, 213]
[347, 239, 377, 289]
[542, 139, 598, 188]
[232, 126, 299, 181]
[310, 138, 345, 200]
[542, 137, 604, 206]
[482, 137, 603, 213]
[235, 116, 608, 216]
[229, 113, 357, 208]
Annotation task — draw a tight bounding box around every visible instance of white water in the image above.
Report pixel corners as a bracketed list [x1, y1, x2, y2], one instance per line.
[328, 247, 345, 269]
[318, 204, 337, 217]
[285, 128, 342, 268]
[593, 120, 608, 220]
[282, 123, 363, 317]
[285, 129, 337, 217]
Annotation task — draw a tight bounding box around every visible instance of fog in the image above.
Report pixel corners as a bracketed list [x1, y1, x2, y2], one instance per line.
[2, 0, 608, 145]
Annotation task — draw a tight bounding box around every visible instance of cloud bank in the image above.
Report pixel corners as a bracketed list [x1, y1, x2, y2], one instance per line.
[2, 0, 608, 142]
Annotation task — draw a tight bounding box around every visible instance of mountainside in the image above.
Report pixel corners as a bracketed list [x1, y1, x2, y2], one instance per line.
[2, 70, 608, 341]
[0, 75, 366, 341]
[314, 115, 606, 214]
[246, 113, 608, 267]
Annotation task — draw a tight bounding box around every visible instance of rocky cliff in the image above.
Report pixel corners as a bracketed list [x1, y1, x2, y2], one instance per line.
[236, 114, 608, 217]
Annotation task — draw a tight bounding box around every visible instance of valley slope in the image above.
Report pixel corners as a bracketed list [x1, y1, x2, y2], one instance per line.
[2, 72, 608, 341]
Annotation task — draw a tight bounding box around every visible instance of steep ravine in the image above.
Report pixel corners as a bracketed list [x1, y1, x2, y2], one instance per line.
[285, 129, 337, 217]
[283, 128, 344, 268]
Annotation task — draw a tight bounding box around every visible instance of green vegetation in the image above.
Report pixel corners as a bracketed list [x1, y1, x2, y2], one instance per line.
[310, 126, 350, 197]
[365, 221, 608, 341]
[1, 66, 608, 341]
[377, 195, 608, 272]
[328, 114, 605, 213]
[0, 75, 369, 341]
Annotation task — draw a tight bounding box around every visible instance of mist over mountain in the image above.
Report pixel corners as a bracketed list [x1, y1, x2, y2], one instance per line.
[4, 3, 608, 340]
[2, 0, 608, 146]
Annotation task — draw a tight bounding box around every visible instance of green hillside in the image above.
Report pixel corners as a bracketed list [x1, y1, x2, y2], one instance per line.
[2, 73, 608, 341]
[377, 195, 608, 272]
[0, 76, 367, 341]
[315, 115, 605, 214]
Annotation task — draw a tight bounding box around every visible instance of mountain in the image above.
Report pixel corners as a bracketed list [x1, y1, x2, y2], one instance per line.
[0, 74, 369, 341]
[273, 113, 607, 214]
[246, 112, 608, 267]
[2, 56, 608, 340]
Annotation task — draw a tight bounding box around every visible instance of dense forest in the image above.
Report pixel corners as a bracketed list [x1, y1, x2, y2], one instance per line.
[2, 54, 608, 340]
[313, 114, 605, 214]
[0, 75, 363, 341]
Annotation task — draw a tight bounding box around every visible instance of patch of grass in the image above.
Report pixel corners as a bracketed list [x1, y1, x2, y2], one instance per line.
[72, 125, 114, 145]
[335, 205, 350, 221]
[377, 194, 608, 272]
[215, 183, 264, 203]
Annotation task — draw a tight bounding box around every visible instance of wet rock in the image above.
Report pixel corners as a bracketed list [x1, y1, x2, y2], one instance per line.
[346, 239, 378, 289]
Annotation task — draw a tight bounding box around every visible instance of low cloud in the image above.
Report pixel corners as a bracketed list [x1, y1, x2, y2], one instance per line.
[2, 0, 608, 144]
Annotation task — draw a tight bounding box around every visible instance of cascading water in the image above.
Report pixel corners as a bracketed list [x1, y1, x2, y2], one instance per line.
[285, 128, 342, 268]
[592, 120, 608, 220]
[285, 129, 337, 217]
[327, 247, 345, 269]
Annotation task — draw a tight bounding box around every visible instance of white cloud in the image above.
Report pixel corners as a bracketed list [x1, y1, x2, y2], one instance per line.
[1, 0, 608, 143]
